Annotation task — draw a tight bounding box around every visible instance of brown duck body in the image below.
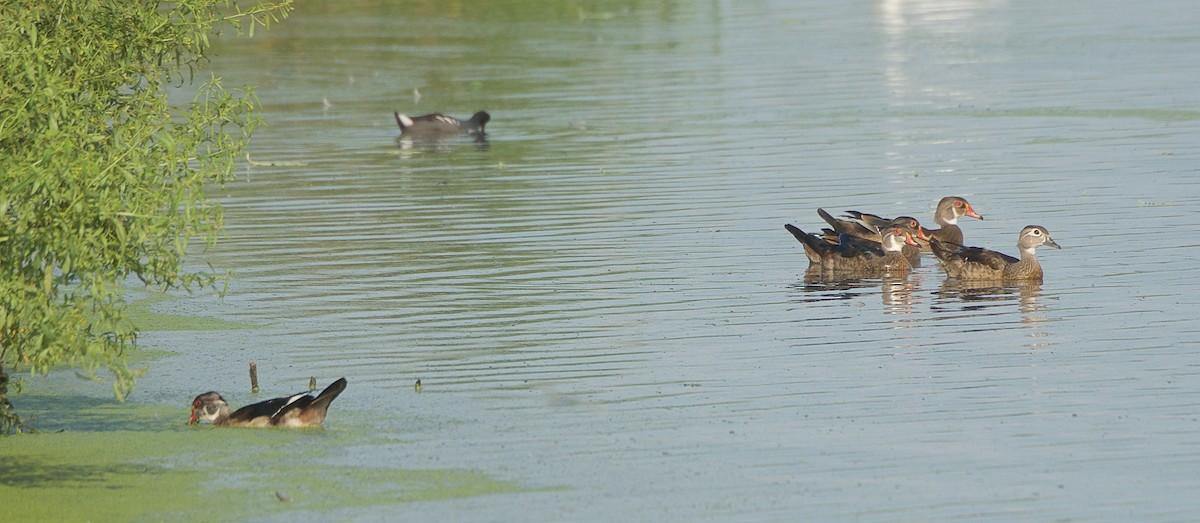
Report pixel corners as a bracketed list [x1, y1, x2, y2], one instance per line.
[818, 209, 926, 266]
[845, 196, 982, 252]
[931, 225, 1060, 281]
[785, 223, 917, 276]
[189, 378, 348, 428]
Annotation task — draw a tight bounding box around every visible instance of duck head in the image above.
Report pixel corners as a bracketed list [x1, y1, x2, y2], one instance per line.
[188, 392, 229, 425]
[1017, 225, 1060, 256]
[890, 216, 930, 242]
[937, 196, 983, 224]
[881, 226, 920, 252]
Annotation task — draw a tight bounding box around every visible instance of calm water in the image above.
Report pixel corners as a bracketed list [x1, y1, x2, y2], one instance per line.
[137, 0, 1200, 520]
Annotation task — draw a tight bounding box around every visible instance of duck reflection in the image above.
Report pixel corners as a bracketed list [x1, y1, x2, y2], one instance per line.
[933, 278, 1047, 322]
[880, 274, 918, 313]
[790, 270, 917, 310]
[395, 133, 490, 155]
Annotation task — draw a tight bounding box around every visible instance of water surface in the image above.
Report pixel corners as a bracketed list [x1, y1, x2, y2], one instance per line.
[128, 0, 1200, 520]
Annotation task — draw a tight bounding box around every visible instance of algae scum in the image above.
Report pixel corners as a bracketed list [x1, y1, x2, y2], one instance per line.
[1, 294, 530, 522]
[1, 416, 526, 521]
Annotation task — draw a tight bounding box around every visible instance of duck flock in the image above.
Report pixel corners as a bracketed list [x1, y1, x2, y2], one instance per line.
[784, 196, 1059, 282]
[386, 112, 1059, 283]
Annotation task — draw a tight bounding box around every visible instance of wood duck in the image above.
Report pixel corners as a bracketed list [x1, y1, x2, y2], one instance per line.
[930, 225, 1060, 280]
[845, 196, 982, 251]
[188, 378, 347, 428]
[817, 209, 929, 266]
[785, 223, 919, 276]
[393, 111, 490, 137]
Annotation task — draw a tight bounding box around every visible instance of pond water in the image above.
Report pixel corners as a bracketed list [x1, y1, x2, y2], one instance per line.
[131, 0, 1200, 520]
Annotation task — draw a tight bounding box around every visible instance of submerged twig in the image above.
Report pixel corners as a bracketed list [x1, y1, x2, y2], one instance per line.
[246, 152, 308, 167]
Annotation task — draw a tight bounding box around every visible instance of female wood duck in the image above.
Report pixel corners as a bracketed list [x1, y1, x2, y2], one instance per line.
[188, 378, 347, 428]
[393, 111, 490, 137]
[930, 225, 1060, 280]
[785, 223, 919, 276]
[845, 196, 983, 251]
[817, 209, 929, 266]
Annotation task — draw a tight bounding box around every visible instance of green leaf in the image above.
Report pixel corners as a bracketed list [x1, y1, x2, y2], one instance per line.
[0, 0, 295, 429]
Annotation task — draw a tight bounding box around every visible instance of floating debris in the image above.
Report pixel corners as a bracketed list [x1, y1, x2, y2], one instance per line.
[246, 153, 308, 167]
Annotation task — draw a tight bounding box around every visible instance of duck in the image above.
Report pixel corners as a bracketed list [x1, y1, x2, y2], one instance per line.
[930, 225, 1060, 280]
[785, 222, 919, 276]
[844, 196, 983, 251]
[817, 208, 929, 266]
[393, 111, 490, 137]
[188, 377, 347, 428]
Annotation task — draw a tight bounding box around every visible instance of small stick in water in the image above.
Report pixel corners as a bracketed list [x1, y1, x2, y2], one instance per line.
[249, 361, 260, 394]
[414, 378, 422, 393]
[309, 377, 317, 391]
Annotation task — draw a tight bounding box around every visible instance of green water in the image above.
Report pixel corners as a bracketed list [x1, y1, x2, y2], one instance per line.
[2, 415, 527, 522]
[11, 0, 1200, 520]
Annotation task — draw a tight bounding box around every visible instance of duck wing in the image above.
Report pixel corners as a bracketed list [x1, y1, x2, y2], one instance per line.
[271, 378, 348, 427]
[225, 392, 312, 425]
[834, 234, 884, 258]
[842, 210, 892, 231]
[960, 246, 1018, 270]
[931, 239, 1015, 271]
[785, 224, 836, 258]
[817, 208, 878, 239]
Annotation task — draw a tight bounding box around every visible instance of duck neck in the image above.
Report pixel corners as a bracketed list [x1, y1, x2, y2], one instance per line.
[1010, 245, 1041, 277]
[880, 234, 904, 253]
[1019, 245, 1038, 261]
[936, 210, 958, 227]
[211, 406, 231, 426]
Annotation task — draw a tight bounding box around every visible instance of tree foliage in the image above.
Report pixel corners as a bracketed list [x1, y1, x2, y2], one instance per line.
[0, 0, 292, 432]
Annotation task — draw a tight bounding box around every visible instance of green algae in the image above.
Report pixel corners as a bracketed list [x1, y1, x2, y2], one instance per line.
[124, 292, 255, 332]
[0, 400, 530, 521]
[3, 291, 232, 402]
[2, 292, 534, 521]
[1, 431, 207, 522]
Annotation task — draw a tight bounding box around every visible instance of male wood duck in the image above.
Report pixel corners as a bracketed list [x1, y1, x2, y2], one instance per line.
[817, 209, 929, 266]
[785, 223, 919, 276]
[845, 196, 983, 251]
[393, 111, 490, 137]
[188, 378, 347, 428]
[930, 225, 1060, 280]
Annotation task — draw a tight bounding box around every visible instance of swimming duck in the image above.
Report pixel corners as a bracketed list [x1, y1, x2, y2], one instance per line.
[930, 225, 1060, 280]
[393, 111, 490, 137]
[785, 223, 919, 276]
[817, 209, 929, 266]
[188, 378, 347, 428]
[845, 196, 983, 251]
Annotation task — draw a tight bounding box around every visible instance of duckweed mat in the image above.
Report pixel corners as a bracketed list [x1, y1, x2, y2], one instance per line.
[1, 398, 529, 521]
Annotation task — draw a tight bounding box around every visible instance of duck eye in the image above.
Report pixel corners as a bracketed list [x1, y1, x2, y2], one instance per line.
[954, 200, 963, 207]
[1031, 229, 1041, 235]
